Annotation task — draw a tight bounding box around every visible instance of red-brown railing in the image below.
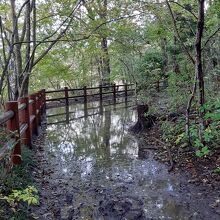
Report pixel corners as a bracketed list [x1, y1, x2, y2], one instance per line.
[0, 90, 46, 165]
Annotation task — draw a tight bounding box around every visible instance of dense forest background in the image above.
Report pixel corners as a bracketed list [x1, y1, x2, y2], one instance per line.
[0, 0, 220, 155]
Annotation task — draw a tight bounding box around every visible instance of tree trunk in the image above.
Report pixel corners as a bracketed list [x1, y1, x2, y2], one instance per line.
[173, 36, 180, 74]
[10, 0, 23, 99]
[100, 0, 111, 85]
[195, 0, 205, 141]
[101, 37, 111, 85]
[20, 0, 31, 97]
[196, 0, 205, 108]
[161, 37, 168, 77]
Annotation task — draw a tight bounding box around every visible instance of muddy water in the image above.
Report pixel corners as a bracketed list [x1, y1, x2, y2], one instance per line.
[43, 99, 195, 220]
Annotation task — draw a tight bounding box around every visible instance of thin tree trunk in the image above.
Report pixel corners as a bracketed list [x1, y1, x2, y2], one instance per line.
[161, 37, 168, 76]
[185, 0, 205, 146]
[100, 0, 111, 85]
[196, 0, 205, 107]
[101, 37, 111, 85]
[21, 0, 31, 96]
[195, 0, 205, 141]
[173, 36, 180, 74]
[10, 0, 23, 99]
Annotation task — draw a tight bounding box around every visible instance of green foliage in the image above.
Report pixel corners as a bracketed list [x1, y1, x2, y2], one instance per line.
[166, 71, 190, 111]
[0, 127, 15, 149]
[135, 48, 163, 102]
[189, 100, 220, 157]
[161, 119, 186, 144]
[0, 147, 37, 219]
[214, 167, 220, 174]
[160, 99, 220, 158]
[0, 186, 39, 207]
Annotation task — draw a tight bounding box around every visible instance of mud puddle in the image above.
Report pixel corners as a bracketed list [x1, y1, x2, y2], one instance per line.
[32, 99, 219, 219]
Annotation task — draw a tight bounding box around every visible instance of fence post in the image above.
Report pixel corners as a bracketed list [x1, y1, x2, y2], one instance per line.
[156, 80, 160, 92]
[29, 94, 38, 136]
[84, 86, 87, 103]
[6, 101, 21, 165]
[40, 90, 43, 115]
[36, 92, 41, 126]
[125, 84, 128, 97]
[64, 87, 69, 106]
[19, 97, 32, 148]
[99, 84, 103, 102]
[41, 89, 46, 113]
[125, 84, 128, 102]
[113, 83, 116, 103]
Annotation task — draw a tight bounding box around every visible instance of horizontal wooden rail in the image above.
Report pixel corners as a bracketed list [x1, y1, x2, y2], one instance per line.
[0, 90, 46, 165]
[45, 84, 134, 94]
[0, 110, 14, 125]
[45, 83, 135, 106]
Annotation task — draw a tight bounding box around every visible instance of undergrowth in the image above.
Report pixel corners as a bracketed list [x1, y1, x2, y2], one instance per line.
[0, 146, 38, 220]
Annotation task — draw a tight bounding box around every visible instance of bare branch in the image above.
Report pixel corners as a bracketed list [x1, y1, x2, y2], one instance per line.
[165, 0, 195, 64]
[169, 0, 198, 20]
[26, 0, 82, 69]
[202, 26, 220, 49]
[0, 0, 30, 94]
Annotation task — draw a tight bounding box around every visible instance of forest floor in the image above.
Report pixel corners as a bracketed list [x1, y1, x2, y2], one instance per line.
[137, 90, 220, 219]
[138, 125, 220, 218]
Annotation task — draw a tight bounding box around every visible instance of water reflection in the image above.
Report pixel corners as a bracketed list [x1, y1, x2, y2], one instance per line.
[45, 99, 191, 219]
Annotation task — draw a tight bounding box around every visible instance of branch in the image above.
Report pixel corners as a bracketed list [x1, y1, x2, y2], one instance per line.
[39, 0, 83, 44]
[20, 12, 144, 68]
[13, 12, 144, 46]
[0, 0, 30, 93]
[169, 0, 198, 20]
[32, 0, 83, 66]
[166, 0, 195, 64]
[202, 26, 220, 49]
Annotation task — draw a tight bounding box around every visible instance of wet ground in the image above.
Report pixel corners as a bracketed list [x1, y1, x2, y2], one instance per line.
[32, 98, 220, 220]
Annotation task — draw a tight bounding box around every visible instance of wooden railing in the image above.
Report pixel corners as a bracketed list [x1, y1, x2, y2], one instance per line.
[45, 84, 135, 106]
[0, 90, 46, 165]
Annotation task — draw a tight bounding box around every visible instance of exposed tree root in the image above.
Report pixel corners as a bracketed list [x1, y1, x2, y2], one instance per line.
[129, 104, 157, 133]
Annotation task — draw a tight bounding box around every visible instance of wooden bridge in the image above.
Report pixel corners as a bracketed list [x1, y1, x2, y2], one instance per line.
[0, 83, 134, 165]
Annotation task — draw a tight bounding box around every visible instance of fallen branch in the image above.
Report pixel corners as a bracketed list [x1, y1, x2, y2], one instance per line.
[152, 137, 174, 172]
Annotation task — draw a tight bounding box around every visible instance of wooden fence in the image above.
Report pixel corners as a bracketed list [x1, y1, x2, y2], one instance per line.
[0, 90, 46, 165]
[45, 84, 135, 106]
[0, 84, 135, 165]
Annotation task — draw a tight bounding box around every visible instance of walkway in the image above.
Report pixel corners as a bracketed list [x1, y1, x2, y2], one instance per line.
[32, 98, 219, 220]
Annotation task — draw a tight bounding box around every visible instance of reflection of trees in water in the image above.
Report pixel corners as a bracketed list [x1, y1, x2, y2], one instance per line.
[46, 103, 136, 166]
[102, 109, 111, 161]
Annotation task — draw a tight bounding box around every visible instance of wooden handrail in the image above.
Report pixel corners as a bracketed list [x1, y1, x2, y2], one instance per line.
[0, 110, 14, 125]
[45, 83, 134, 94]
[45, 83, 135, 105]
[0, 90, 46, 165]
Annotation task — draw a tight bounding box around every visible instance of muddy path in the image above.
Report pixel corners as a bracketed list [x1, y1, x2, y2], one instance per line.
[32, 99, 220, 220]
